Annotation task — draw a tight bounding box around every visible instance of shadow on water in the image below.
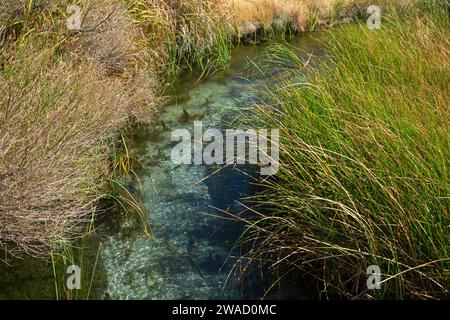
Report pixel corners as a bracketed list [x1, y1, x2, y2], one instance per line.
[0, 32, 324, 299]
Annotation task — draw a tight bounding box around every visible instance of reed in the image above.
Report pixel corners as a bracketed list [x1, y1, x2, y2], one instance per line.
[124, 0, 234, 81]
[243, 1, 449, 299]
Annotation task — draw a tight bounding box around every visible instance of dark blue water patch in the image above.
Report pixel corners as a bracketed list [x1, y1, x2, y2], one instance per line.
[205, 165, 256, 207]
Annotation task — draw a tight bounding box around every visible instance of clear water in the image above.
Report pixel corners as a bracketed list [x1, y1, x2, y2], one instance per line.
[100, 55, 264, 300]
[98, 34, 323, 300]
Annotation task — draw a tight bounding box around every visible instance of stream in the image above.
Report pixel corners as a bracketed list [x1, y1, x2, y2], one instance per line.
[0, 33, 322, 300]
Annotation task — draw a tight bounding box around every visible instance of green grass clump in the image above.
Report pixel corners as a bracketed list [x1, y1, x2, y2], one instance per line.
[124, 0, 234, 81]
[247, 3, 449, 299]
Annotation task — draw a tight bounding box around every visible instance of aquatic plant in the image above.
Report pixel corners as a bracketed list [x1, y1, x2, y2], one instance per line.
[124, 0, 235, 81]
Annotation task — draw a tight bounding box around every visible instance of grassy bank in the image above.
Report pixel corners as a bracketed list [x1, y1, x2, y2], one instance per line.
[245, 1, 449, 299]
[0, 0, 160, 259]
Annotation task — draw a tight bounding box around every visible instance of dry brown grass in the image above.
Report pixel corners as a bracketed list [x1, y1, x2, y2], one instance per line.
[229, 0, 352, 35]
[0, 0, 158, 259]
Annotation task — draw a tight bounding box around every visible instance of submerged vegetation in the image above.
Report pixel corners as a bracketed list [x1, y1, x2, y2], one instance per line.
[244, 1, 449, 299]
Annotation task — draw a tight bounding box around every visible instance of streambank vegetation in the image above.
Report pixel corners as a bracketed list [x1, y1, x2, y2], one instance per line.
[0, 0, 358, 260]
[244, 1, 449, 299]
